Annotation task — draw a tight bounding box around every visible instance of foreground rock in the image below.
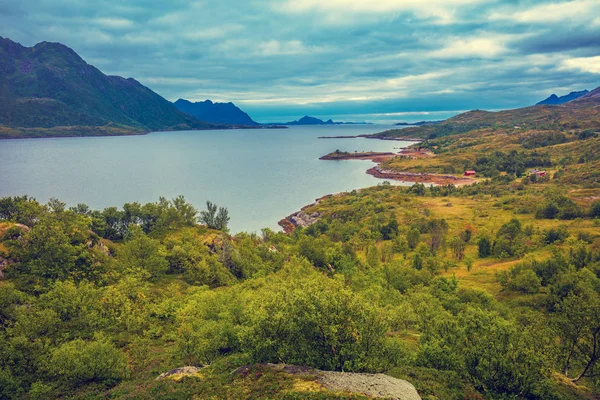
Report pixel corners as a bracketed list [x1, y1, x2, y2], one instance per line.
[320, 370, 421, 400]
[235, 364, 421, 400]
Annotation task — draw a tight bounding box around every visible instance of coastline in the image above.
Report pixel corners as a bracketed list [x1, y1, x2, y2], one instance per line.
[279, 138, 476, 232]
[0, 124, 288, 140]
[318, 134, 421, 141]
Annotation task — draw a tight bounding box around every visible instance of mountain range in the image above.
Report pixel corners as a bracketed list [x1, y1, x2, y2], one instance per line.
[536, 90, 589, 105]
[0, 37, 240, 138]
[173, 99, 259, 126]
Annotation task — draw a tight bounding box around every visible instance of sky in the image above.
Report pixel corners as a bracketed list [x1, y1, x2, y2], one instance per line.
[1, 0, 600, 123]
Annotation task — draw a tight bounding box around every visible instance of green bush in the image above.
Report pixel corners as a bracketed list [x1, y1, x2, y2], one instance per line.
[241, 263, 391, 372]
[48, 337, 127, 386]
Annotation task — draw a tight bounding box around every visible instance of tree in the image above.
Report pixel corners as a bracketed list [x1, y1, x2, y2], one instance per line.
[407, 228, 421, 249]
[426, 219, 448, 255]
[241, 263, 391, 372]
[552, 273, 600, 382]
[477, 237, 492, 258]
[5, 219, 80, 285]
[200, 201, 230, 231]
[449, 237, 467, 261]
[591, 200, 600, 218]
[380, 217, 399, 240]
[119, 227, 168, 280]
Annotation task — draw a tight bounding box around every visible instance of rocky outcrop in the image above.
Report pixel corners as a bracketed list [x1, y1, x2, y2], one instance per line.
[278, 196, 330, 233]
[319, 370, 421, 400]
[156, 366, 204, 381]
[234, 364, 421, 400]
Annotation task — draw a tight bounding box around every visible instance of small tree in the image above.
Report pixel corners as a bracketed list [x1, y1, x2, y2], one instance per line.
[478, 237, 491, 258]
[199, 201, 230, 231]
[407, 228, 421, 249]
[449, 237, 467, 261]
[590, 200, 600, 218]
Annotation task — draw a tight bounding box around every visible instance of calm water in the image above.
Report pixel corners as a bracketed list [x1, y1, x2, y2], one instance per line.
[0, 125, 411, 233]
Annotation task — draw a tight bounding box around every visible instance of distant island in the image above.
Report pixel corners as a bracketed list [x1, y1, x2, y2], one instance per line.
[395, 120, 443, 126]
[266, 115, 372, 126]
[536, 90, 589, 105]
[174, 99, 259, 126]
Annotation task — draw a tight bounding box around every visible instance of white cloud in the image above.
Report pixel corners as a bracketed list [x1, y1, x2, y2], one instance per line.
[213, 39, 327, 57]
[258, 40, 324, 56]
[430, 36, 508, 59]
[95, 17, 134, 29]
[273, 0, 486, 24]
[561, 56, 600, 74]
[490, 0, 599, 23]
[183, 24, 245, 40]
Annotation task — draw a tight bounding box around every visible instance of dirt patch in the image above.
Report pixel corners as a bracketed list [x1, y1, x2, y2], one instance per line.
[397, 148, 434, 159]
[367, 167, 476, 187]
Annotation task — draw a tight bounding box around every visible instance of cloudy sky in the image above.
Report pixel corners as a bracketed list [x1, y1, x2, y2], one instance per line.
[1, 0, 600, 123]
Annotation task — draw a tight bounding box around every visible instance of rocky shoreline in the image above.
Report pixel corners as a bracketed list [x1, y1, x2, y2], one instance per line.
[318, 134, 421, 141]
[367, 166, 475, 186]
[278, 135, 475, 234]
[278, 194, 335, 233]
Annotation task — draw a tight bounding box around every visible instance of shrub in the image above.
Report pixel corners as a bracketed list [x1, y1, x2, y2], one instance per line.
[48, 338, 127, 386]
[511, 269, 542, 294]
[241, 264, 391, 372]
[478, 237, 492, 258]
[543, 226, 569, 244]
[591, 201, 600, 218]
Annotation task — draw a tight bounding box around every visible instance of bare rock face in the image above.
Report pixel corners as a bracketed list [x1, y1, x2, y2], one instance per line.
[319, 371, 421, 400]
[234, 364, 421, 400]
[155, 366, 203, 381]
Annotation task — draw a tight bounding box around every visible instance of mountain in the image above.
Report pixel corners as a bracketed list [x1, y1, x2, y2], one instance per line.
[174, 99, 259, 126]
[536, 90, 589, 105]
[0, 37, 218, 138]
[573, 86, 600, 101]
[373, 85, 600, 141]
[285, 116, 333, 125]
[282, 116, 371, 125]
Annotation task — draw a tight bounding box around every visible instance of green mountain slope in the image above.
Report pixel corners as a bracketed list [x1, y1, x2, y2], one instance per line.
[372, 90, 600, 141]
[0, 37, 217, 138]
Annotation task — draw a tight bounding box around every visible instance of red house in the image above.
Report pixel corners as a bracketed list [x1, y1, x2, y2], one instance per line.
[464, 170, 477, 177]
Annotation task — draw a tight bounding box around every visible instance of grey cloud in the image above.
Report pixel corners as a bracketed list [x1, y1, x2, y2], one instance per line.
[1, 0, 600, 122]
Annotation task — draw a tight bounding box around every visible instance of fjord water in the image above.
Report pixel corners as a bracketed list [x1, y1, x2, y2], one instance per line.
[0, 125, 411, 233]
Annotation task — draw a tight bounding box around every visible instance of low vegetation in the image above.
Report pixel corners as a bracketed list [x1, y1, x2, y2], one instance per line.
[1, 96, 600, 399]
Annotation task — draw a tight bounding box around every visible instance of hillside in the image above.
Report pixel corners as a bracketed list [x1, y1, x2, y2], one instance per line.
[0, 37, 218, 138]
[174, 99, 259, 126]
[537, 90, 589, 105]
[362, 85, 600, 189]
[372, 90, 600, 142]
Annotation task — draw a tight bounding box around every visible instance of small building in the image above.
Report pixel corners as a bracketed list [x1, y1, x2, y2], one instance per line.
[529, 169, 546, 177]
[464, 170, 477, 177]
